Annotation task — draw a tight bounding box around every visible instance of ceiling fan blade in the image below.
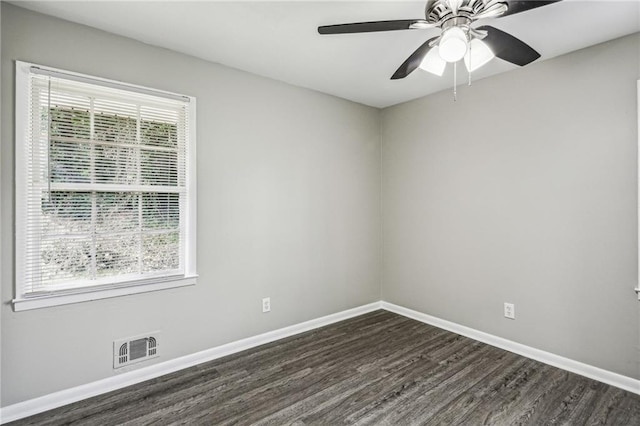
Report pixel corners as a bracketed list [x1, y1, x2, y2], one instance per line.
[476, 25, 540, 66]
[318, 20, 433, 35]
[501, 0, 562, 18]
[391, 37, 439, 80]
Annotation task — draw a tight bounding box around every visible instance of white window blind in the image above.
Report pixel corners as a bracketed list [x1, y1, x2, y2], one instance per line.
[15, 62, 196, 307]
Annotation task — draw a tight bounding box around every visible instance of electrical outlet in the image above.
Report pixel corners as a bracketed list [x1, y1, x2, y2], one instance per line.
[262, 297, 271, 313]
[504, 302, 515, 319]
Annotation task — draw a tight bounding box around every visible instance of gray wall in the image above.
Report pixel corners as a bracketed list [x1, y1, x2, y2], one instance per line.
[381, 33, 640, 379]
[1, 4, 381, 406]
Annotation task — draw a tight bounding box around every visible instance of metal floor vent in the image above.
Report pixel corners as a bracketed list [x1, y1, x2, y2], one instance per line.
[113, 332, 160, 369]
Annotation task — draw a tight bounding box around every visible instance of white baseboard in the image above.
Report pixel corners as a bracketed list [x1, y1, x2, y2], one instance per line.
[0, 301, 382, 424]
[3, 300, 638, 424]
[381, 302, 640, 396]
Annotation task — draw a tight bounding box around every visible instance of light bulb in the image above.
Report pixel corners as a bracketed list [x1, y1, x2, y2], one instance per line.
[438, 26, 468, 63]
[419, 46, 447, 76]
[464, 39, 495, 72]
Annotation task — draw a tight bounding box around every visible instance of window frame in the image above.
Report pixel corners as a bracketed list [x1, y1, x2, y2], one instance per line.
[637, 80, 640, 301]
[13, 61, 197, 311]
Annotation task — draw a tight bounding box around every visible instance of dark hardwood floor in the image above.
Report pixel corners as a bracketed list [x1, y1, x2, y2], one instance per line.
[8, 310, 640, 425]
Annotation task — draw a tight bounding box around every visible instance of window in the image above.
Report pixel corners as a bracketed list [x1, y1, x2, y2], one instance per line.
[14, 62, 197, 311]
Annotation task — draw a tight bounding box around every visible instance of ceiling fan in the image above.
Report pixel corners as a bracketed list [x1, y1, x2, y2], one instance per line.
[318, 0, 562, 79]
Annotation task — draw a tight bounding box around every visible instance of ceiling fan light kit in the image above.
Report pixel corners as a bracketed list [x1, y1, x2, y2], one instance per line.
[419, 46, 447, 76]
[439, 25, 469, 62]
[464, 38, 495, 72]
[318, 0, 561, 98]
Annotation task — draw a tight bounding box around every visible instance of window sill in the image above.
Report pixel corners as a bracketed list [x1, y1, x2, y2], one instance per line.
[12, 276, 197, 311]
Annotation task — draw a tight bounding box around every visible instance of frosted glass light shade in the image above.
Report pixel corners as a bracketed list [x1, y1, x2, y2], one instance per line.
[464, 39, 495, 72]
[419, 46, 447, 76]
[438, 27, 468, 63]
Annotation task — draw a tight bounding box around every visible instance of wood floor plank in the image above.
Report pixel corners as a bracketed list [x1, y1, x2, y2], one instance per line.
[362, 349, 518, 425]
[7, 310, 640, 425]
[460, 359, 565, 425]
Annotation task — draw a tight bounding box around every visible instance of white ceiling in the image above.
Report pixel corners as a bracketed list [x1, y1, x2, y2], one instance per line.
[11, 0, 640, 108]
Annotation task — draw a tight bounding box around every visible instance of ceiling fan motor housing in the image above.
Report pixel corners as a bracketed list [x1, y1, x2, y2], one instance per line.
[425, 0, 501, 25]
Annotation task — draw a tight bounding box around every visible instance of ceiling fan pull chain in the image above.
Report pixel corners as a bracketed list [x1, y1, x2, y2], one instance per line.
[453, 62, 457, 101]
[468, 41, 472, 86]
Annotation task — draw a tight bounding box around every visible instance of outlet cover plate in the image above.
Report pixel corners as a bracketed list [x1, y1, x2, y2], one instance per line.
[504, 302, 515, 319]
